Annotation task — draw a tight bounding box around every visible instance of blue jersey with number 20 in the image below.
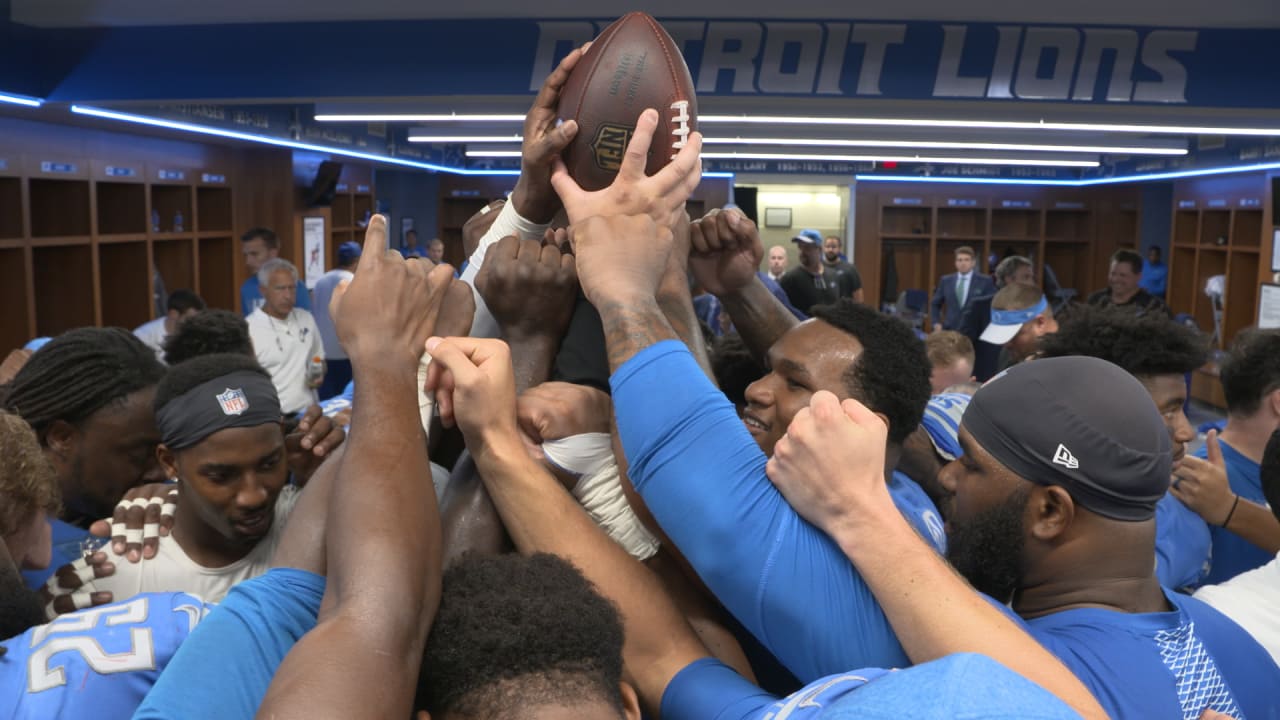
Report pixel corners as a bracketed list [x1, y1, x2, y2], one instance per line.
[0, 592, 212, 720]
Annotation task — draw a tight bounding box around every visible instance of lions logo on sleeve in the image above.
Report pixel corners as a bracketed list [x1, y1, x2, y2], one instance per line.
[0, 592, 213, 720]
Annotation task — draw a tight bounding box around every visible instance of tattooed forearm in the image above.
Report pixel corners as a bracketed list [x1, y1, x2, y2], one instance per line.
[718, 277, 800, 365]
[596, 296, 679, 373]
[657, 260, 716, 382]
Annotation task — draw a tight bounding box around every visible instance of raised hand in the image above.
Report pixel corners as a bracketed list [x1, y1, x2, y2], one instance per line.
[568, 214, 674, 308]
[551, 107, 703, 230]
[335, 214, 456, 368]
[512, 43, 590, 223]
[689, 207, 764, 297]
[517, 381, 612, 444]
[766, 391, 893, 536]
[474, 235, 578, 344]
[424, 337, 519, 453]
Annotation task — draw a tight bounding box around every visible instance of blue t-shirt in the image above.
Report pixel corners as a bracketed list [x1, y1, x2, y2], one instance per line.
[1026, 589, 1280, 720]
[1194, 440, 1272, 584]
[130, 567, 324, 720]
[1140, 261, 1168, 297]
[1154, 492, 1213, 590]
[0, 592, 213, 720]
[240, 277, 311, 317]
[660, 654, 1079, 720]
[613, 341, 946, 682]
[22, 518, 94, 590]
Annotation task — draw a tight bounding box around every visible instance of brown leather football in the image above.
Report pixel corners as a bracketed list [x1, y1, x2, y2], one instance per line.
[557, 12, 698, 191]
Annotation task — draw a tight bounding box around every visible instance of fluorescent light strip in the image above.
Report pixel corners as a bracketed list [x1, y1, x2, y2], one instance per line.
[467, 150, 522, 158]
[702, 137, 1184, 156]
[0, 92, 43, 108]
[701, 152, 1099, 168]
[445, 133, 1181, 156]
[326, 110, 1280, 137]
[854, 175, 1083, 186]
[409, 135, 524, 143]
[856, 161, 1280, 186]
[71, 105, 519, 176]
[318, 113, 525, 122]
[701, 115, 1280, 137]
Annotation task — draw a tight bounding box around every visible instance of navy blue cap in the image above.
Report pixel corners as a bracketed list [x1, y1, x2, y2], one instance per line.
[963, 356, 1171, 521]
[337, 241, 362, 265]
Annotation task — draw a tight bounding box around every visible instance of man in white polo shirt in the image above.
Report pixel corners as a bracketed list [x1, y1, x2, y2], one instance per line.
[247, 258, 325, 415]
[979, 282, 1058, 367]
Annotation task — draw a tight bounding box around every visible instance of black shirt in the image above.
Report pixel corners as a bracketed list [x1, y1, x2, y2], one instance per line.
[780, 266, 841, 315]
[823, 259, 863, 299]
[1086, 288, 1172, 317]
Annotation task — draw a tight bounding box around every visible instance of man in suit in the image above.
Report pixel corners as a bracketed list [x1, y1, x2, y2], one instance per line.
[931, 246, 995, 332]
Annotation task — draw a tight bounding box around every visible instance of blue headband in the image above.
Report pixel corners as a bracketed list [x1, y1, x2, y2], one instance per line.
[990, 295, 1048, 327]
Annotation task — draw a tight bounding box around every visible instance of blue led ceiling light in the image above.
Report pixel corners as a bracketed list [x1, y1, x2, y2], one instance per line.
[70, 105, 519, 176]
[0, 92, 44, 108]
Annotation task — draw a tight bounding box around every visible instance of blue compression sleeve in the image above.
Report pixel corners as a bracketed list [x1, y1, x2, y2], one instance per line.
[612, 341, 908, 681]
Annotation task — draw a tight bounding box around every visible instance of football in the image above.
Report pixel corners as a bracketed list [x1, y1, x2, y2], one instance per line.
[557, 12, 698, 191]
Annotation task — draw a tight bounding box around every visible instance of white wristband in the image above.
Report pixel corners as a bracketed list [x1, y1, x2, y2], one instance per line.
[544, 434, 661, 561]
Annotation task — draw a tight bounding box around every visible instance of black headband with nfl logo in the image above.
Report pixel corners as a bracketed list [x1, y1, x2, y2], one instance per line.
[155, 370, 283, 450]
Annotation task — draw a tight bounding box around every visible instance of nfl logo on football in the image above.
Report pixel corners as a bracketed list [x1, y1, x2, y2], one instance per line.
[217, 388, 250, 416]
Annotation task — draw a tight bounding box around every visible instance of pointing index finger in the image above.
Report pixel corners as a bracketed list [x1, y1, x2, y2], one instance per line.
[362, 214, 389, 262]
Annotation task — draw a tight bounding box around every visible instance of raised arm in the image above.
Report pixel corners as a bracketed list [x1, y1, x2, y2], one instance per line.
[427, 336, 710, 717]
[689, 208, 799, 364]
[257, 215, 455, 719]
[766, 391, 1107, 720]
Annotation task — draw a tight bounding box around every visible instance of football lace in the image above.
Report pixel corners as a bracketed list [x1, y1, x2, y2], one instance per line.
[670, 100, 691, 157]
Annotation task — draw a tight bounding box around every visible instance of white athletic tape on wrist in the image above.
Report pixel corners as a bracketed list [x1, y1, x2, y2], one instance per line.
[111, 522, 127, 538]
[124, 528, 144, 545]
[143, 523, 160, 540]
[543, 434, 660, 561]
[71, 590, 93, 610]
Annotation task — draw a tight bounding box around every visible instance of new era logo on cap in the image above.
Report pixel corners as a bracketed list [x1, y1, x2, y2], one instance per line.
[216, 388, 249, 416]
[1052, 443, 1079, 470]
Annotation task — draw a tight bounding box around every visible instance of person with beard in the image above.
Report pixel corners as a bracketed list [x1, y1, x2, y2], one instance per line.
[1, 328, 168, 590]
[934, 357, 1279, 719]
[1037, 306, 1213, 590]
[821, 235, 863, 303]
[555, 141, 944, 686]
[72, 353, 299, 606]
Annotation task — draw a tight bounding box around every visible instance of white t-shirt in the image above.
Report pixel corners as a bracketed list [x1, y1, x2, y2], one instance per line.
[133, 317, 169, 363]
[247, 307, 324, 414]
[1194, 552, 1280, 667]
[312, 268, 353, 360]
[84, 486, 300, 604]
